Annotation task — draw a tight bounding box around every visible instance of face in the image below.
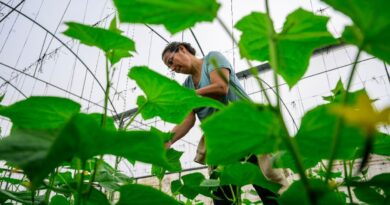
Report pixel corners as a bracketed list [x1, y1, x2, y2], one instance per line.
[162, 46, 192, 74]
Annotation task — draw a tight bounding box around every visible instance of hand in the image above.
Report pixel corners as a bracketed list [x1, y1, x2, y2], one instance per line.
[164, 141, 172, 149]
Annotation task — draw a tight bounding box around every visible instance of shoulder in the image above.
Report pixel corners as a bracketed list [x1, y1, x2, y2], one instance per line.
[205, 51, 233, 73]
[207, 51, 225, 59]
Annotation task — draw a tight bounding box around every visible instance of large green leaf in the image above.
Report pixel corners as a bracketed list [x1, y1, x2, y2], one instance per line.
[0, 190, 45, 205]
[0, 96, 80, 129]
[235, 8, 337, 88]
[348, 173, 390, 194]
[63, 22, 135, 65]
[219, 162, 281, 193]
[200, 101, 285, 165]
[94, 159, 133, 191]
[116, 184, 181, 205]
[152, 148, 183, 180]
[322, 79, 367, 105]
[372, 132, 390, 156]
[81, 187, 110, 205]
[276, 103, 365, 172]
[113, 0, 220, 34]
[279, 179, 345, 205]
[59, 114, 170, 165]
[53, 171, 73, 187]
[0, 94, 4, 103]
[170, 172, 212, 200]
[49, 195, 70, 205]
[128, 66, 224, 124]
[353, 187, 386, 205]
[0, 103, 170, 186]
[321, 0, 390, 64]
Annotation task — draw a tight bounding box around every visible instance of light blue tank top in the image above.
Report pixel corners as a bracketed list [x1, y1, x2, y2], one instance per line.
[183, 51, 250, 121]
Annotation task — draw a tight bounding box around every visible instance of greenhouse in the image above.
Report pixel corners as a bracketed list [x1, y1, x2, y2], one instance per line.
[0, 0, 389, 204]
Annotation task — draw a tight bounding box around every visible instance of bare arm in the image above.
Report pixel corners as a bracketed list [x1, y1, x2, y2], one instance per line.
[196, 68, 230, 98]
[165, 111, 196, 148]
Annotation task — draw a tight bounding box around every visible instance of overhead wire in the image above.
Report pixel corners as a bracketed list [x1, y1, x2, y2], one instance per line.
[9, 0, 46, 103]
[34, 0, 72, 76]
[66, 0, 89, 97]
[189, 28, 204, 57]
[384, 62, 390, 83]
[230, 0, 235, 69]
[0, 0, 25, 53]
[86, 0, 109, 112]
[143, 24, 169, 43]
[0, 1, 120, 117]
[0, 9, 113, 91]
[0, 62, 115, 112]
[0, 0, 24, 23]
[216, 16, 299, 130]
[0, 75, 26, 98]
[30, 0, 73, 94]
[247, 56, 376, 96]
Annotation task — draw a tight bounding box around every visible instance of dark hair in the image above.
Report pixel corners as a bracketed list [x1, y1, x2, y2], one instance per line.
[161, 42, 196, 59]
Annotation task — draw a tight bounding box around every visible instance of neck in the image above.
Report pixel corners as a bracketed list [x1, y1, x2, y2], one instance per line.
[190, 57, 203, 77]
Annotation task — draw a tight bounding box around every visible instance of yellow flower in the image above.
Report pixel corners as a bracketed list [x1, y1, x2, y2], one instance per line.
[331, 94, 390, 133]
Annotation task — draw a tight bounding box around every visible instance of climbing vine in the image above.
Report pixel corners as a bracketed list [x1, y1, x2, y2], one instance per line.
[0, 0, 389, 204]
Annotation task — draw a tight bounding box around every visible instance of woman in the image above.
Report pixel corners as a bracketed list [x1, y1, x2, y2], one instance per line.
[162, 42, 280, 205]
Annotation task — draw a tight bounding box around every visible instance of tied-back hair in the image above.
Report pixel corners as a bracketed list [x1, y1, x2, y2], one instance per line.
[161, 42, 196, 59]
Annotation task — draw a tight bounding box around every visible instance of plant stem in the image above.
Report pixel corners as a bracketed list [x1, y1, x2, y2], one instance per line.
[325, 49, 362, 182]
[264, 0, 280, 110]
[44, 168, 58, 204]
[0, 190, 34, 205]
[4, 165, 13, 190]
[102, 58, 110, 127]
[219, 186, 234, 202]
[264, 0, 313, 203]
[229, 185, 237, 203]
[76, 160, 86, 205]
[236, 186, 241, 205]
[279, 115, 313, 204]
[124, 103, 144, 130]
[216, 15, 299, 131]
[343, 161, 354, 204]
[216, 16, 272, 105]
[87, 156, 103, 195]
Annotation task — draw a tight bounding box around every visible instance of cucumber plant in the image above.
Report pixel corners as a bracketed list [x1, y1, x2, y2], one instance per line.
[0, 0, 389, 204]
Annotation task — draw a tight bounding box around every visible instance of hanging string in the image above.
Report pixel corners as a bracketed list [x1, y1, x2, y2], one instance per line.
[86, 0, 109, 112]
[66, 0, 89, 97]
[0, 2, 117, 103]
[9, 0, 46, 103]
[0, 0, 25, 53]
[384, 62, 390, 83]
[147, 30, 153, 66]
[230, 0, 236, 69]
[0, 1, 26, 95]
[0, 0, 24, 23]
[121, 23, 135, 120]
[320, 53, 333, 91]
[0, 0, 16, 34]
[0, 75, 26, 98]
[35, 0, 73, 76]
[0, 62, 115, 111]
[113, 17, 127, 101]
[247, 57, 376, 97]
[322, 9, 365, 87]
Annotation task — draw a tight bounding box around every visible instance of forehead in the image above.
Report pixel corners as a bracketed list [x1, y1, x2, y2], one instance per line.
[162, 51, 173, 64]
